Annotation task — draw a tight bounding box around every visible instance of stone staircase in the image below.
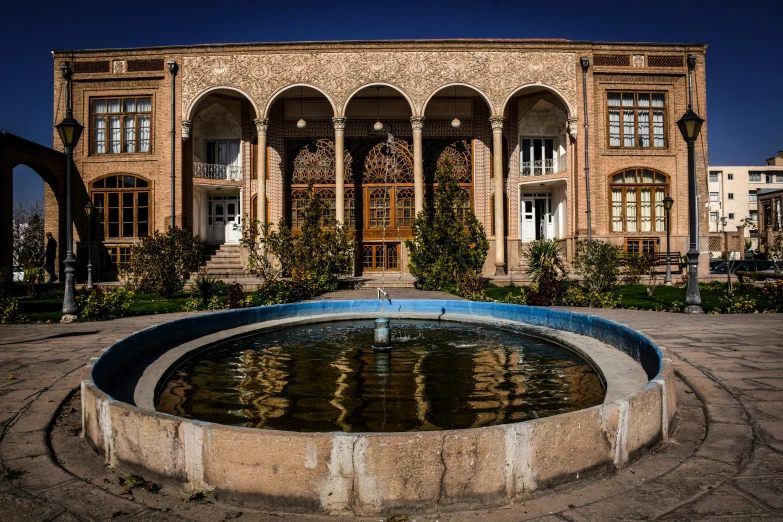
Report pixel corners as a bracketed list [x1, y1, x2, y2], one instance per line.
[195, 244, 261, 287]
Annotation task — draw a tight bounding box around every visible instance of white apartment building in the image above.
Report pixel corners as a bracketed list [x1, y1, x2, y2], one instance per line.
[708, 151, 783, 248]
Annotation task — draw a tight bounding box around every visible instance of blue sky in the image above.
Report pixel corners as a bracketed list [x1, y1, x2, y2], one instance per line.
[2, 0, 781, 203]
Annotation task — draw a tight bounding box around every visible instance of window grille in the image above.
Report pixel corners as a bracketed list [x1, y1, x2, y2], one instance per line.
[594, 55, 630, 67]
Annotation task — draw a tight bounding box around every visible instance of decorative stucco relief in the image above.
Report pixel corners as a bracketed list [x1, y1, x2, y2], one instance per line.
[182, 51, 576, 119]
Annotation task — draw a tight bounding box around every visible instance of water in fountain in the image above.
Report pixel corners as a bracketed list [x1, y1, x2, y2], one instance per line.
[156, 320, 604, 433]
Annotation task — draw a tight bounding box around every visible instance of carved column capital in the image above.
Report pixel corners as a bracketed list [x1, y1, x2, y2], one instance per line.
[489, 116, 505, 133]
[410, 116, 425, 133]
[567, 117, 579, 140]
[181, 120, 191, 140]
[332, 117, 347, 134]
[254, 118, 269, 135]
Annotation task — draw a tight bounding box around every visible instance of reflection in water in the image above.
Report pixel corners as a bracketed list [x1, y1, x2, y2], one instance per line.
[156, 320, 605, 433]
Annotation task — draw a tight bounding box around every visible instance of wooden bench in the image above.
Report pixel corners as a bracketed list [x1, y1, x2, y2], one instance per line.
[622, 252, 684, 274]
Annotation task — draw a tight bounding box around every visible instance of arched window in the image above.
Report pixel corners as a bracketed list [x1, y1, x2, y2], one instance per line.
[290, 189, 307, 229]
[345, 188, 356, 228]
[396, 188, 415, 227]
[368, 188, 391, 228]
[609, 168, 669, 233]
[90, 174, 150, 238]
[317, 188, 337, 225]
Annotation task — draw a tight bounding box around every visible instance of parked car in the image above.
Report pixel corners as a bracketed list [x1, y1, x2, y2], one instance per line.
[12, 265, 24, 283]
[709, 258, 724, 270]
[710, 259, 775, 274]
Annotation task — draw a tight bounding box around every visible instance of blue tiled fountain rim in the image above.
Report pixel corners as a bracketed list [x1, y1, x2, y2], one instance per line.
[92, 300, 664, 404]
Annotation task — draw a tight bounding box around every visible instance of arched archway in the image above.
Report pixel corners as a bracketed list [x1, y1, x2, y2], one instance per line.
[342, 83, 415, 119]
[263, 84, 337, 120]
[0, 133, 66, 275]
[186, 89, 260, 243]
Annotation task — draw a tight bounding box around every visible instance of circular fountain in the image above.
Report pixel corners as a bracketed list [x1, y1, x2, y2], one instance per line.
[83, 300, 674, 516]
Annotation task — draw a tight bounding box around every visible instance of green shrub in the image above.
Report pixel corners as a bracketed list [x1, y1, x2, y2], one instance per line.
[24, 267, 45, 284]
[760, 280, 783, 312]
[555, 285, 621, 309]
[572, 240, 623, 292]
[181, 296, 201, 312]
[622, 254, 653, 285]
[256, 273, 337, 305]
[406, 157, 489, 291]
[456, 271, 489, 301]
[500, 288, 528, 305]
[76, 288, 133, 321]
[123, 227, 206, 298]
[718, 294, 757, 314]
[206, 295, 227, 311]
[0, 298, 25, 324]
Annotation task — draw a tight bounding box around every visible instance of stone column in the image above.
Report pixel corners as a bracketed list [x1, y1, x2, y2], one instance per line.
[254, 118, 269, 226]
[490, 116, 506, 275]
[333, 117, 347, 224]
[411, 117, 425, 213]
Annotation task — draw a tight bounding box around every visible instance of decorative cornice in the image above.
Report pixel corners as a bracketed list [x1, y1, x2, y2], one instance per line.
[181, 50, 577, 119]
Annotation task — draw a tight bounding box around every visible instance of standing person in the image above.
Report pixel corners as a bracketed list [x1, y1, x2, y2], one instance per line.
[43, 232, 58, 283]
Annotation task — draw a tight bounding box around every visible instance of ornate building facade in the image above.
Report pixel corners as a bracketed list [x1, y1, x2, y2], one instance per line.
[48, 39, 709, 278]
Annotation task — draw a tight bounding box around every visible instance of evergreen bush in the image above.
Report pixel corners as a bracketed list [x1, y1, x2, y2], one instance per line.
[406, 157, 489, 291]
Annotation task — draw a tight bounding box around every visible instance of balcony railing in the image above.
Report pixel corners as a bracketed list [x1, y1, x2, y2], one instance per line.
[521, 154, 568, 177]
[193, 162, 242, 181]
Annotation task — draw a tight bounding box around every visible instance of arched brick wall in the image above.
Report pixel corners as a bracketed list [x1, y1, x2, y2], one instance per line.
[0, 132, 66, 272]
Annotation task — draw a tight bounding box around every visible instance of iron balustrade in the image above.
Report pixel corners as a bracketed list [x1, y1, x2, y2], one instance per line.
[193, 162, 242, 180]
[521, 153, 568, 176]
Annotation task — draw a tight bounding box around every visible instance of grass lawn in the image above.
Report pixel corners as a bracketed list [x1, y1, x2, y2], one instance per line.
[15, 290, 191, 323]
[486, 282, 774, 313]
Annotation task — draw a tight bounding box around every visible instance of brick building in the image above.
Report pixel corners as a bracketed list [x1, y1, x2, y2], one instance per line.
[44, 39, 710, 279]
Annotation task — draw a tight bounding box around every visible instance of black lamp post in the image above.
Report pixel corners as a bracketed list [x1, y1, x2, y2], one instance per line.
[676, 55, 705, 313]
[663, 195, 674, 285]
[84, 201, 94, 289]
[55, 63, 84, 322]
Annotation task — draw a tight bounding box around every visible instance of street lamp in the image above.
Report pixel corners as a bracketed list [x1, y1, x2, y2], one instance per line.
[84, 201, 94, 289]
[676, 55, 705, 314]
[55, 63, 84, 322]
[663, 195, 674, 285]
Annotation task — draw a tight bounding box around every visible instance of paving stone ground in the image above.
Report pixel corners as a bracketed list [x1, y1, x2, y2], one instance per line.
[0, 293, 782, 521]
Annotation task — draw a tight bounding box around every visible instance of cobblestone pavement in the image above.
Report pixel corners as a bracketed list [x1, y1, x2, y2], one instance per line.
[0, 297, 781, 521]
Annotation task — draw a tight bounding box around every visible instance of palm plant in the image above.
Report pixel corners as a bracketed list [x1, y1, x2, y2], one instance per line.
[523, 239, 565, 283]
[190, 271, 221, 307]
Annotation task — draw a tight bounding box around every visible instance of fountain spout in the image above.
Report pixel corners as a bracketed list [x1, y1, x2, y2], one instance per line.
[377, 287, 391, 304]
[373, 317, 391, 350]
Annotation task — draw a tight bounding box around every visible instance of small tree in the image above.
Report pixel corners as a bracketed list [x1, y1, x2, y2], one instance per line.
[12, 198, 45, 272]
[123, 227, 206, 298]
[406, 157, 489, 291]
[767, 231, 783, 274]
[572, 240, 623, 293]
[240, 185, 354, 281]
